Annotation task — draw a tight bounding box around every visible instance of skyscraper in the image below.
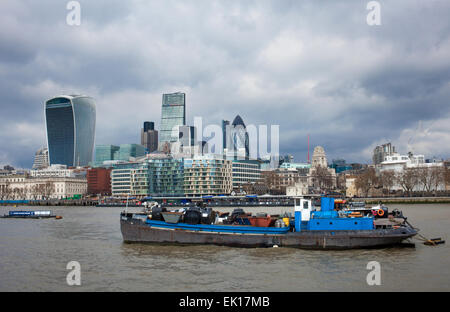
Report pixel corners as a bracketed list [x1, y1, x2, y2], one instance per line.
[141, 121, 158, 153]
[227, 115, 249, 159]
[160, 92, 186, 145]
[45, 95, 96, 167]
[222, 120, 230, 150]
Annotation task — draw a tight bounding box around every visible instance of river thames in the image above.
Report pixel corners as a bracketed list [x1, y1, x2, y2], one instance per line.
[0, 204, 449, 292]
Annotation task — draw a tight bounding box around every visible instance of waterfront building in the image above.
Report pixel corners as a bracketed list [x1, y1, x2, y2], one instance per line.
[0, 174, 87, 200]
[45, 95, 96, 167]
[111, 161, 146, 197]
[0, 174, 28, 199]
[379, 153, 425, 173]
[231, 159, 261, 191]
[32, 147, 49, 170]
[373, 143, 396, 165]
[183, 155, 232, 196]
[159, 92, 186, 145]
[87, 168, 112, 195]
[141, 121, 158, 153]
[148, 157, 185, 196]
[378, 153, 445, 192]
[111, 155, 184, 197]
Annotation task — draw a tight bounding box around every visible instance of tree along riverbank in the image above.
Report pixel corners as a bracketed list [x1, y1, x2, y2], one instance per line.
[356, 196, 450, 204]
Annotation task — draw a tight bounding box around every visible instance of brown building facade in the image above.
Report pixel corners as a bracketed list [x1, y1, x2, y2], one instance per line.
[87, 168, 112, 195]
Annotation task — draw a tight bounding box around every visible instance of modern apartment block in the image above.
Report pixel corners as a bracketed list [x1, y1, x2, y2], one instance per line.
[111, 156, 184, 197]
[231, 159, 261, 190]
[45, 95, 96, 167]
[373, 143, 396, 165]
[110, 154, 232, 197]
[183, 155, 232, 196]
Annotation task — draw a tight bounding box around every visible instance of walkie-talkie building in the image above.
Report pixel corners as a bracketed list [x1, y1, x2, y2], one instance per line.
[160, 92, 186, 144]
[45, 95, 96, 167]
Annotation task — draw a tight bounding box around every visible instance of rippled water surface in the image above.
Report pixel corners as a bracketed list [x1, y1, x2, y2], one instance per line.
[0, 204, 449, 291]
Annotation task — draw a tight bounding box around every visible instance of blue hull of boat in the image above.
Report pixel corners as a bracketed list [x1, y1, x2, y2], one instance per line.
[145, 219, 290, 235]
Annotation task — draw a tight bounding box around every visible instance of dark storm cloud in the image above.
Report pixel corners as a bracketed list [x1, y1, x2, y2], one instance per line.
[1, 0, 450, 168]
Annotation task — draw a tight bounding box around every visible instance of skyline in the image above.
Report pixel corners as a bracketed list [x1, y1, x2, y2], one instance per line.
[1, 0, 450, 168]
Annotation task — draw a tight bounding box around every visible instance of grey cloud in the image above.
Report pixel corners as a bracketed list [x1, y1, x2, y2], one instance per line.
[1, 0, 450, 168]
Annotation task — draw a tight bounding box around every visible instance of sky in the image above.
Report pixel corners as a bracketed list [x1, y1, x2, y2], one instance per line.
[1, 0, 450, 168]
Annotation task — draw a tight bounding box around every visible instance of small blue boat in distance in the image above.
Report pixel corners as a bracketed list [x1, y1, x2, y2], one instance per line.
[1, 210, 62, 219]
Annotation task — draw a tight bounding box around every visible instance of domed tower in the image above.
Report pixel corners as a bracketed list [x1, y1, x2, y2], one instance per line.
[312, 146, 327, 168]
[229, 115, 249, 158]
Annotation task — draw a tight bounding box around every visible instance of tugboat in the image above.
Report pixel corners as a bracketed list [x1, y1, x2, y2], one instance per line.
[120, 197, 418, 249]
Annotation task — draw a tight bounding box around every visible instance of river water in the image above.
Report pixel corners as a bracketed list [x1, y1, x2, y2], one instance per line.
[0, 204, 449, 292]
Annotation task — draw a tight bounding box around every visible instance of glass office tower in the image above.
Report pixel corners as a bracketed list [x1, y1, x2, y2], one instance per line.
[222, 120, 230, 151]
[95, 145, 120, 166]
[160, 92, 186, 143]
[230, 115, 249, 158]
[45, 95, 96, 167]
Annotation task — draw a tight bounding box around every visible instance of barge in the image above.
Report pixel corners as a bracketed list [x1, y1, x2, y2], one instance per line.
[1, 210, 62, 219]
[120, 197, 418, 249]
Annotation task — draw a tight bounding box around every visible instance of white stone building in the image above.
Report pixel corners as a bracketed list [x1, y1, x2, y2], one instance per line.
[379, 153, 445, 192]
[0, 175, 87, 200]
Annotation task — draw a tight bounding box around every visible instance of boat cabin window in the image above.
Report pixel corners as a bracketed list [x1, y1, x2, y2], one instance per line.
[303, 200, 309, 209]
